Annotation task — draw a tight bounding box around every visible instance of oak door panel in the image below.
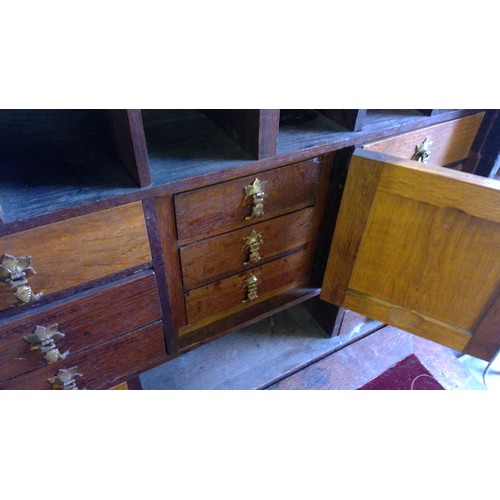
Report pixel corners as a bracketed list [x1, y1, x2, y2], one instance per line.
[321, 148, 500, 361]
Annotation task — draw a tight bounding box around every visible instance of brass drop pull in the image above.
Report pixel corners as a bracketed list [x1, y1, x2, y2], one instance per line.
[242, 272, 259, 303]
[412, 137, 433, 163]
[243, 230, 263, 266]
[48, 367, 83, 390]
[24, 324, 69, 365]
[0, 254, 43, 307]
[243, 178, 267, 221]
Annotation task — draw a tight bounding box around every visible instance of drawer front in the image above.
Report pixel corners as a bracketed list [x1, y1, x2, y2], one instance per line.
[0, 321, 166, 390]
[363, 113, 484, 166]
[180, 208, 314, 290]
[174, 158, 322, 241]
[184, 250, 310, 327]
[0, 202, 152, 312]
[0, 272, 162, 382]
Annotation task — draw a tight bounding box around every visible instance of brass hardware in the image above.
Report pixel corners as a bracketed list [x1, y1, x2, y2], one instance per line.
[48, 367, 83, 390]
[243, 178, 267, 221]
[412, 138, 433, 163]
[242, 272, 259, 303]
[24, 324, 69, 365]
[243, 230, 263, 265]
[0, 254, 43, 306]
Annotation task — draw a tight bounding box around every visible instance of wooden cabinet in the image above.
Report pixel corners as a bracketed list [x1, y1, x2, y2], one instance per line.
[1, 108, 498, 388]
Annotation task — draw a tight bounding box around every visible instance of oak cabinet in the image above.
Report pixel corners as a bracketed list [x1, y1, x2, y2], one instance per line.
[1, 109, 498, 389]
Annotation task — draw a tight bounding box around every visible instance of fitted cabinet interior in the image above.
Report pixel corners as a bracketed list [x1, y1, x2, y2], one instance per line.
[1, 108, 498, 388]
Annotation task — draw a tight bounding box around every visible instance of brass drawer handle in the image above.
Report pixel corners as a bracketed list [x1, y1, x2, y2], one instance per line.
[48, 367, 83, 390]
[243, 178, 267, 221]
[0, 253, 43, 306]
[412, 137, 433, 163]
[24, 324, 69, 364]
[243, 230, 263, 266]
[242, 272, 259, 303]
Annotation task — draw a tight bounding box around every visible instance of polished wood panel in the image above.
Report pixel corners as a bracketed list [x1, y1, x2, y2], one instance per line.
[180, 208, 314, 290]
[363, 113, 484, 166]
[0, 202, 151, 312]
[174, 158, 322, 241]
[0, 321, 166, 390]
[184, 250, 310, 327]
[0, 272, 162, 382]
[321, 148, 500, 360]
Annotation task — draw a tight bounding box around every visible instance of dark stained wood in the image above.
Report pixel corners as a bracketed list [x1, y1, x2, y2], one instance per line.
[472, 110, 500, 177]
[142, 197, 179, 353]
[178, 288, 321, 350]
[103, 109, 152, 187]
[201, 110, 279, 159]
[0, 109, 482, 231]
[184, 250, 310, 326]
[318, 110, 367, 131]
[179, 208, 314, 290]
[0, 321, 166, 390]
[155, 194, 188, 336]
[0, 110, 141, 224]
[464, 289, 500, 361]
[174, 157, 322, 241]
[0, 202, 152, 312]
[0, 272, 162, 382]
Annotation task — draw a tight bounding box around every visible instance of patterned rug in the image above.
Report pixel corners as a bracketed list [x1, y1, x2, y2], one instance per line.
[358, 354, 444, 390]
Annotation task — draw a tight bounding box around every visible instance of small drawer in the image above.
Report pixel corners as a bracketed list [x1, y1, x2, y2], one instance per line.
[180, 208, 315, 290]
[0, 271, 162, 382]
[0, 202, 152, 312]
[184, 250, 310, 327]
[0, 321, 166, 390]
[363, 113, 484, 167]
[174, 158, 322, 241]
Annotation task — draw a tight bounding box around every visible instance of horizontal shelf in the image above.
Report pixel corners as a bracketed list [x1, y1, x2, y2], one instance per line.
[276, 109, 442, 155]
[0, 110, 142, 224]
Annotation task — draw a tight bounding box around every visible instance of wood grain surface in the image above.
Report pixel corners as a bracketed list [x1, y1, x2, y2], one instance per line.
[184, 250, 310, 327]
[202, 110, 280, 159]
[321, 148, 500, 360]
[174, 158, 322, 241]
[0, 321, 166, 390]
[363, 113, 484, 166]
[0, 272, 162, 382]
[179, 208, 314, 290]
[0, 202, 151, 312]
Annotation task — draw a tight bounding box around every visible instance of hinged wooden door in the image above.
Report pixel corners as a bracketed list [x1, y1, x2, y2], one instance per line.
[320, 148, 500, 361]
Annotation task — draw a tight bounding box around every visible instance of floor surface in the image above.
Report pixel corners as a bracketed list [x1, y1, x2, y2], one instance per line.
[140, 304, 498, 390]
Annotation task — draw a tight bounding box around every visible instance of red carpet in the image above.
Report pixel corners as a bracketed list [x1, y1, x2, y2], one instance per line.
[358, 354, 444, 390]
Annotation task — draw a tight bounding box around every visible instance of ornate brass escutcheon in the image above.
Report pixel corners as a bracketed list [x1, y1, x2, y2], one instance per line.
[412, 137, 433, 163]
[243, 230, 263, 265]
[0, 253, 43, 306]
[243, 178, 267, 221]
[24, 324, 69, 365]
[48, 367, 83, 390]
[242, 272, 259, 303]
